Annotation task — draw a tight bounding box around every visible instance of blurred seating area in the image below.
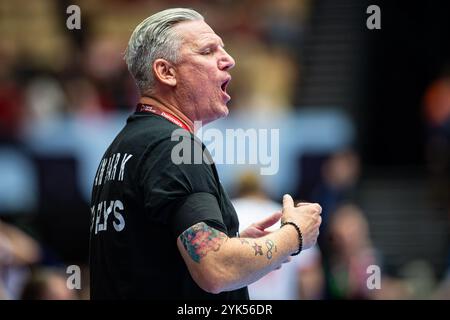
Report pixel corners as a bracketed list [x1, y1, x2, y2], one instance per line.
[0, 0, 311, 138]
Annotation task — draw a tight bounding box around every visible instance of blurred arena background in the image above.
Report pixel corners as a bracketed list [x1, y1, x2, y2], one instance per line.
[0, 0, 449, 299]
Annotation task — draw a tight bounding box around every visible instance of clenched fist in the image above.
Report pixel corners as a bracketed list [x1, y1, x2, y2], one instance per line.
[281, 194, 322, 250]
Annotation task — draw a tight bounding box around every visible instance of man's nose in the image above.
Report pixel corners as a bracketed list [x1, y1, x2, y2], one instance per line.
[218, 49, 235, 71]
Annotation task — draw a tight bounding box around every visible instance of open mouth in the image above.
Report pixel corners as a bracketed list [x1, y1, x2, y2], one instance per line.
[220, 78, 231, 96]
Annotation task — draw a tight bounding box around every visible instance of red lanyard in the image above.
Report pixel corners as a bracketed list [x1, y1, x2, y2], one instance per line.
[136, 103, 192, 133]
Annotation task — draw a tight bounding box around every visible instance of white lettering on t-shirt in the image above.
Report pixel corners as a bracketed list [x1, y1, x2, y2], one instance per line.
[105, 155, 114, 182]
[92, 200, 126, 235]
[95, 201, 103, 234]
[95, 158, 106, 186]
[110, 153, 121, 181]
[118, 154, 133, 181]
[94, 153, 134, 186]
[101, 200, 114, 231]
[113, 200, 125, 232]
[90, 206, 96, 232]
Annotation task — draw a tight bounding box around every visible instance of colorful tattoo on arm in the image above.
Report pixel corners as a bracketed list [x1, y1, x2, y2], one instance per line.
[179, 222, 227, 263]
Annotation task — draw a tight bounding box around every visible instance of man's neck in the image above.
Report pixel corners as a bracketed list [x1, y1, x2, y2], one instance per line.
[139, 96, 194, 133]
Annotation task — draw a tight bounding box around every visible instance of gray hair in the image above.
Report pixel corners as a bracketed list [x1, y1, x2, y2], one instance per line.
[124, 8, 204, 95]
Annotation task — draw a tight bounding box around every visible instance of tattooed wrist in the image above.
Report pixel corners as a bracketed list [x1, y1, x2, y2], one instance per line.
[252, 243, 263, 256]
[265, 239, 277, 259]
[239, 237, 278, 260]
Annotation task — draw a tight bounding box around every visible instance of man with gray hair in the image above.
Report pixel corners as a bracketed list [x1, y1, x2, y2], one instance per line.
[89, 8, 322, 299]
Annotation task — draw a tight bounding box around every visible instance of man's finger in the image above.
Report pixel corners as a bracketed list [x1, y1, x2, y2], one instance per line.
[296, 202, 310, 207]
[255, 211, 282, 230]
[282, 194, 294, 210]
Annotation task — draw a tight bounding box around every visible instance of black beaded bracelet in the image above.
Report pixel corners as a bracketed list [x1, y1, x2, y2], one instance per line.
[281, 221, 303, 256]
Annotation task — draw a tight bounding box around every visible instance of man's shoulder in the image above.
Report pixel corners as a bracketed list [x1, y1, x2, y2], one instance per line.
[119, 114, 215, 172]
[125, 113, 182, 139]
[118, 114, 199, 155]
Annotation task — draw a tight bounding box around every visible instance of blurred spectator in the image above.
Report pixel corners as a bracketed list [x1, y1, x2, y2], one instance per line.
[423, 77, 450, 300]
[311, 149, 360, 237]
[232, 171, 324, 299]
[423, 76, 450, 129]
[296, 248, 325, 300]
[63, 76, 103, 116]
[0, 219, 42, 299]
[83, 36, 137, 113]
[307, 148, 361, 296]
[423, 76, 450, 210]
[20, 267, 78, 300]
[24, 76, 67, 123]
[324, 204, 380, 299]
[0, 46, 25, 140]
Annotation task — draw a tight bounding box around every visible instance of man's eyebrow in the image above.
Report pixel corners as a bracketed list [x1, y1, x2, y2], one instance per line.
[196, 36, 224, 48]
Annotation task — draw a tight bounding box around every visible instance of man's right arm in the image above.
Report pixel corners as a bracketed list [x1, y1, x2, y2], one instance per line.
[176, 194, 321, 294]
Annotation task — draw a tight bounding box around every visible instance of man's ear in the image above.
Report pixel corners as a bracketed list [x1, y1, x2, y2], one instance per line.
[153, 59, 177, 87]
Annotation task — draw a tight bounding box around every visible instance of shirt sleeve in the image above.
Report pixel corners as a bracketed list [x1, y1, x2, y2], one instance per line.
[137, 131, 226, 238]
[171, 192, 226, 238]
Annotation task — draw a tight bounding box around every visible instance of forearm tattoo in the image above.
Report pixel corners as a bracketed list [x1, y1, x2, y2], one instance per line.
[265, 239, 277, 259]
[239, 237, 278, 260]
[239, 238, 250, 245]
[252, 243, 263, 256]
[180, 222, 227, 263]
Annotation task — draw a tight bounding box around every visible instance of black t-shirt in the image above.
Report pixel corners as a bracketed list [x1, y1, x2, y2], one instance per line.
[89, 111, 249, 300]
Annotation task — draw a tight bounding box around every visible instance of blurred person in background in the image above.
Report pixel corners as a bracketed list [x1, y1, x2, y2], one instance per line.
[324, 204, 380, 299]
[422, 76, 450, 300]
[90, 8, 322, 299]
[311, 149, 361, 272]
[0, 219, 42, 299]
[423, 75, 450, 210]
[311, 149, 360, 236]
[232, 171, 324, 299]
[0, 46, 25, 141]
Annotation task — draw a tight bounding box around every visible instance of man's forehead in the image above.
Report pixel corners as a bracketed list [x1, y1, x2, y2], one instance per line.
[175, 20, 223, 46]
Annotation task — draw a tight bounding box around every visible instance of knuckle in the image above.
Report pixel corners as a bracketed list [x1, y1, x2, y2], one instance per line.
[314, 203, 322, 213]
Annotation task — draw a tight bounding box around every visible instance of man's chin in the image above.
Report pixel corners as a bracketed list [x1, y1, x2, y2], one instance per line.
[198, 104, 230, 125]
[215, 106, 230, 122]
[220, 105, 230, 117]
[210, 105, 229, 122]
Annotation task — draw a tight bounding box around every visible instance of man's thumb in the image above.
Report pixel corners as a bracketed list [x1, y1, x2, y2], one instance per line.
[283, 194, 294, 210]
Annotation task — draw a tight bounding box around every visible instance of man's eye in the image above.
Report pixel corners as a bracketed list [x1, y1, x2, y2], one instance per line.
[202, 49, 212, 55]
